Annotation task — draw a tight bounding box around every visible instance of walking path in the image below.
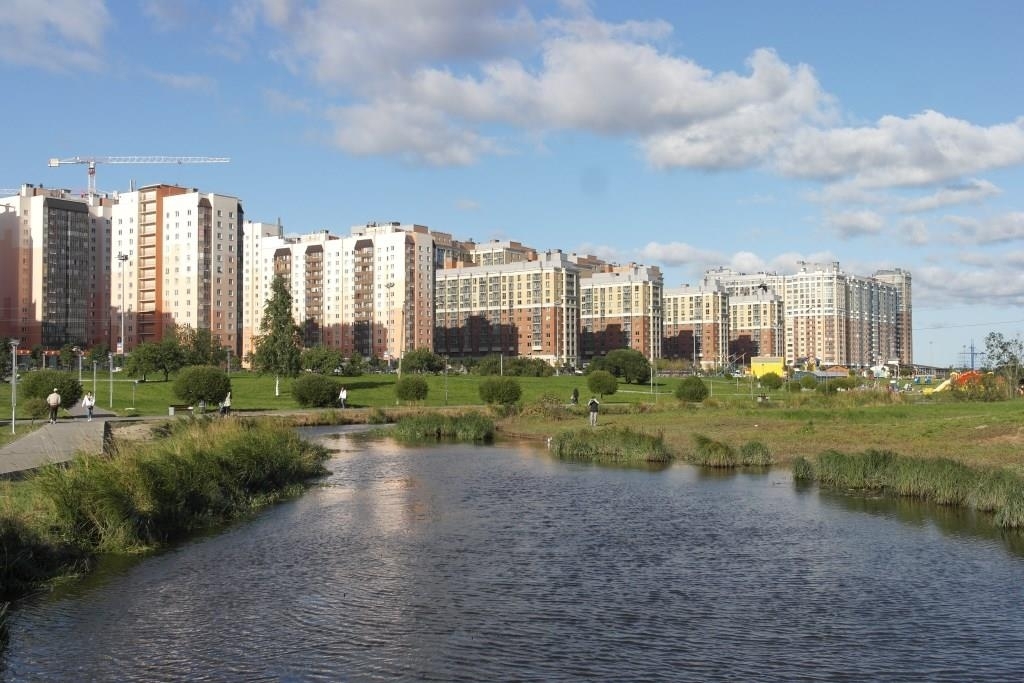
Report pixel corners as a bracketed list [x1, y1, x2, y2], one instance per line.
[0, 403, 113, 477]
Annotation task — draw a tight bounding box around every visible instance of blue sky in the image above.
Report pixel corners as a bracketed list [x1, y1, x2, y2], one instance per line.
[4, 0, 1024, 367]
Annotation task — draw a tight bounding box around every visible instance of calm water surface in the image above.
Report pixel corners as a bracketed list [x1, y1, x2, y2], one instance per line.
[4, 427, 1024, 681]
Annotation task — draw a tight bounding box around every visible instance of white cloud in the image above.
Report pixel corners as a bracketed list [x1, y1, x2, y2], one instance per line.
[0, 0, 109, 71]
[326, 102, 502, 166]
[898, 179, 1000, 213]
[775, 111, 1024, 189]
[263, 88, 312, 114]
[945, 212, 1024, 245]
[638, 241, 723, 267]
[916, 263, 1024, 306]
[825, 210, 885, 239]
[898, 218, 930, 246]
[455, 198, 481, 211]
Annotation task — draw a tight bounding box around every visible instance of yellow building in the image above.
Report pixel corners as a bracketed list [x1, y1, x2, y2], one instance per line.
[750, 356, 785, 378]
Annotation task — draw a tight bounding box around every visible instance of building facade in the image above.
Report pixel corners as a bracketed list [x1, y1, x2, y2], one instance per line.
[580, 264, 662, 362]
[0, 184, 112, 350]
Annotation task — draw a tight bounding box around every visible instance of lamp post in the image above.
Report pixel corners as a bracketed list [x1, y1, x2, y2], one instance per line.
[117, 252, 129, 365]
[225, 346, 231, 375]
[10, 339, 19, 434]
[108, 351, 114, 409]
[92, 359, 97, 394]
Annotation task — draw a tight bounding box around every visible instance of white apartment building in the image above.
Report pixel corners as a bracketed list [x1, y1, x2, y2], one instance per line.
[242, 222, 437, 363]
[0, 184, 113, 350]
[110, 184, 243, 354]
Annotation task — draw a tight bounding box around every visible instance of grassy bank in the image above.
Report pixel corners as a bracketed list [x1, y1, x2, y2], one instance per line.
[793, 449, 1024, 528]
[1, 418, 328, 602]
[550, 426, 672, 465]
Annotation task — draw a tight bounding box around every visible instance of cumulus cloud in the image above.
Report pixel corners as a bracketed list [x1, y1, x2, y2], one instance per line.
[945, 212, 1024, 245]
[825, 210, 885, 239]
[915, 263, 1024, 306]
[638, 241, 724, 267]
[455, 198, 481, 211]
[898, 179, 1000, 213]
[0, 0, 109, 71]
[898, 218, 930, 246]
[775, 111, 1024, 188]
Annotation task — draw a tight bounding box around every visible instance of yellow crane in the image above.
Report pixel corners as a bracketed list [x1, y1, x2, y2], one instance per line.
[48, 155, 230, 196]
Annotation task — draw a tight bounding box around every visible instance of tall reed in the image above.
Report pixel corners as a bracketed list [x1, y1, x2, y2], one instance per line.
[550, 427, 671, 464]
[391, 412, 495, 443]
[794, 448, 1024, 528]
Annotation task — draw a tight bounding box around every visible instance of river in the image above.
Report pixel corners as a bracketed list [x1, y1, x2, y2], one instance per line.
[4, 427, 1024, 681]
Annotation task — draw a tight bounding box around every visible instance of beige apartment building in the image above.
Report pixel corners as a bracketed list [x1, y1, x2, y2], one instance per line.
[110, 184, 243, 356]
[706, 262, 910, 369]
[434, 250, 581, 367]
[580, 264, 663, 362]
[663, 279, 729, 370]
[241, 222, 437, 364]
[0, 184, 113, 351]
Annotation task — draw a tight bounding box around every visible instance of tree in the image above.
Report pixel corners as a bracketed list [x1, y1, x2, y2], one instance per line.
[125, 337, 185, 381]
[604, 348, 651, 384]
[177, 325, 225, 367]
[86, 343, 110, 370]
[251, 275, 303, 396]
[479, 377, 522, 405]
[301, 345, 345, 375]
[173, 366, 231, 407]
[759, 372, 784, 390]
[400, 348, 445, 374]
[675, 376, 709, 402]
[395, 376, 428, 403]
[587, 370, 618, 397]
[984, 332, 1024, 399]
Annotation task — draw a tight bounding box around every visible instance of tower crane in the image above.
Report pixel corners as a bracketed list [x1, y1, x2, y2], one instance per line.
[48, 156, 230, 197]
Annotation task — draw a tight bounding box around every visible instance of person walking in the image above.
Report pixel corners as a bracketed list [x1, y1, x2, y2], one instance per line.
[46, 387, 62, 424]
[338, 386, 348, 408]
[587, 396, 600, 427]
[82, 391, 95, 421]
[219, 392, 232, 416]
[571, 387, 579, 405]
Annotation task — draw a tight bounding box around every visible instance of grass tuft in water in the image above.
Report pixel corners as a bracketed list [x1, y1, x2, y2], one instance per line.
[551, 427, 671, 464]
[391, 412, 495, 443]
[802, 448, 1024, 528]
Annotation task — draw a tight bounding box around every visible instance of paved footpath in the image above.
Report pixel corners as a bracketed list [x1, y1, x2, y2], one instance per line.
[0, 404, 113, 477]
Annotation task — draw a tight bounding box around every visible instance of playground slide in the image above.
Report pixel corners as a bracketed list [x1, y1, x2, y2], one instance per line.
[923, 378, 951, 395]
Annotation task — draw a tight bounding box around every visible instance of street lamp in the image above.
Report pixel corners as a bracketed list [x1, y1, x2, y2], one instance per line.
[108, 351, 114, 409]
[10, 339, 19, 434]
[117, 252, 129, 364]
[73, 345, 82, 383]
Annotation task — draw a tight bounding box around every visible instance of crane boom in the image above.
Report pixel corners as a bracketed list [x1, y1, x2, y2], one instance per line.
[48, 156, 230, 196]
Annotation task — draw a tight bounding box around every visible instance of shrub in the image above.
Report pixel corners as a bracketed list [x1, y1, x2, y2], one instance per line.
[172, 365, 230, 406]
[688, 433, 736, 466]
[759, 372, 784, 390]
[675, 376, 709, 402]
[392, 412, 495, 443]
[739, 440, 773, 466]
[18, 370, 82, 410]
[24, 397, 50, 422]
[587, 370, 618, 397]
[479, 377, 522, 405]
[785, 381, 802, 393]
[520, 392, 573, 420]
[395, 376, 428, 403]
[292, 374, 340, 407]
[799, 375, 818, 390]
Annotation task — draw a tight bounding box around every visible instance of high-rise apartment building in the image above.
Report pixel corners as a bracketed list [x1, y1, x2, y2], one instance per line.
[242, 222, 437, 364]
[434, 250, 581, 366]
[0, 184, 112, 350]
[580, 264, 663, 361]
[663, 279, 729, 369]
[707, 262, 910, 369]
[110, 184, 243, 355]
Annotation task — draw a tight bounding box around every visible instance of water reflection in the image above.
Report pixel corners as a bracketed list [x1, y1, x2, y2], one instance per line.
[5, 433, 1024, 682]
